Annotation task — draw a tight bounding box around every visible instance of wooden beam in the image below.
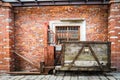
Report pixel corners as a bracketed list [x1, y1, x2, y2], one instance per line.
[17, 0, 21, 2]
[11, 1, 109, 7]
[35, 0, 38, 3]
[14, 52, 40, 70]
[35, 0, 39, 5]
[101, 0, 106, 3]
[68, 45, 85, 70]
[85, 0, 88, 2]
[7, 72, 41, 75]
[88, 45, 104, 71]
[17, 0, 24, 6]
[1, 0, 5, 3]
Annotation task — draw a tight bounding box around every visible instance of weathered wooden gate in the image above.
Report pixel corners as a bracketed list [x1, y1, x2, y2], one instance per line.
[55, 41, 111, 72]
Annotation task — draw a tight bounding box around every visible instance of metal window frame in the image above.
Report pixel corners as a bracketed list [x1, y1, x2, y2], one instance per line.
[55, 26, 80, 43]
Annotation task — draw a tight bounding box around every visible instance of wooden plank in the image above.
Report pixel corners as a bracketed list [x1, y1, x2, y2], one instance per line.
[79, 76, 85, 80]
[40, 75, 51, 80]
[44, 22, 48, 66]
[106, 76, 116, 80]
[30, 75, 40, 80]
[63, 72, 71, 80]
[111, 72, 120, 80]
[48, 75, 57, 80]
[28, 76, 38, 80]
[71, 75, 77, 80]
[44, 22, 48, 47]
[7, 76, 23, 80]
[71, 72, 79, 80]
[14, 52, 40, 69]
[14, 76, 25, 80]
[88, 76, 100, 80]
[102, 73, 118, 80]
[56, 71, 65, 76]
[98, 74, 108, 80]
[88, 45, 103, 71]
[55, 71, 65, 80]
[44, 33, 54, 66]
[0, 76, 11, 80]
[35, 75, 45, 80]
[19, 75, 32, 80]
[55, 75, 64, 80]
[79, 73, 89, 80]
[46, 46, 54, 66]
[1, 72, 120, 80]
[68, 45, 84, 70]
[7, 72, 40, 75]
[62, 41, 110, 44]
[80, 76, 89, 80]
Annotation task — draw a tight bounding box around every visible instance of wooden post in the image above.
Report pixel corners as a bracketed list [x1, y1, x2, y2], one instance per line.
[43, 22, 54, 66]
[44, 22, 49, 66]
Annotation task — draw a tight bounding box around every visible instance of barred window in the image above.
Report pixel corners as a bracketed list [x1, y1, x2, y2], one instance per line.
[56, 26, 80, 44]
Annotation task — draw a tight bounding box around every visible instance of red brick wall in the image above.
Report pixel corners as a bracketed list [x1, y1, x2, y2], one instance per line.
[14, 5, 109, 71]
[0, 4, 14, 73]
[1, 1, 120, 73]
[108, 0, 120, 71]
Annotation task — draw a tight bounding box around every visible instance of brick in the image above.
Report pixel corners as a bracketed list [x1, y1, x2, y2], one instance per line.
[0, 14, 4, 17]
[0, 65, 9, 70]
[6, 30, 13, 33]
[111, 9, 119, 12]
[2, 3, 12, 8]
[4, 57, 11, 61]
[118, 40, 120, 42]
[6, 26, 11, 28]
[110, 36, 118, 39]
[5, 18, 12, 23]
[0, 52, 6, 54]
[3, 46, 11, 49]
[0, 70, 8, 73]
[115, 26, 120, 29]
[0, 61, 3, 64]
[3, 39, 10, 42]
[0, 1, 2, 6]
[109, 30, 115, 33]
[111, 42, 115, 44]
[118, 21, 120, 23]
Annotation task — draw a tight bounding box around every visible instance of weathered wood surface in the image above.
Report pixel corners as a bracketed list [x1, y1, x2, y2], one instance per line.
[0, 72, 120, 80]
